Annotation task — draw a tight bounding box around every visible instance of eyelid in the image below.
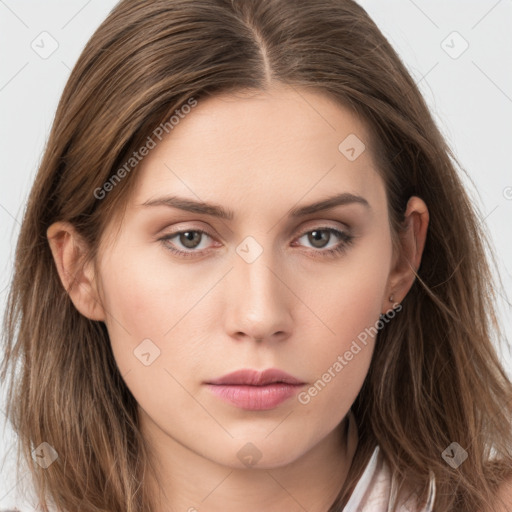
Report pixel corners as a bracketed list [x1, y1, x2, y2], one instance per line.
[293, 220, 350, 238]
[160, 226, 218, 246]
[159, 220, 349, 244]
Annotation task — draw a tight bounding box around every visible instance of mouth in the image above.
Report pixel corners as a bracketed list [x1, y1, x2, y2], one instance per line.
[204, 368, 306, 411]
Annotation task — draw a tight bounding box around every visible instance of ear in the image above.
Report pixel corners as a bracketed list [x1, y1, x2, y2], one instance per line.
[47, 221, 106, 321]
[382, 196, 429, 313]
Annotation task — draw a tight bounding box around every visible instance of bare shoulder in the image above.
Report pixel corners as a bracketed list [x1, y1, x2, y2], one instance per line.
[494, 475, 512, 512]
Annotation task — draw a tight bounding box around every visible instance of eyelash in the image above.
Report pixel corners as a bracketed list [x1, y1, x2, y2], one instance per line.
[159, 227, 354, 259]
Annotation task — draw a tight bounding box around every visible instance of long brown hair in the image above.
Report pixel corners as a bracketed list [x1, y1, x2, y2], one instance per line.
[1, 1, 511, 510]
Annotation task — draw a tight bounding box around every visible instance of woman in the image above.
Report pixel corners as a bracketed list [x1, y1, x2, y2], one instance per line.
[1, 1, 511, 511]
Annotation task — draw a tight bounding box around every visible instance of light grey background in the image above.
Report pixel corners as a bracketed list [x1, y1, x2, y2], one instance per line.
[1, 0, 511, 508]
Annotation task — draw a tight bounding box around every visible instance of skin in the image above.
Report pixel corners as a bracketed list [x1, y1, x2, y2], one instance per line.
[47, 84, 429, 512]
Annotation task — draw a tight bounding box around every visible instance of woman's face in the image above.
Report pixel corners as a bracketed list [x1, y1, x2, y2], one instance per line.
[95, 84, 396, 470]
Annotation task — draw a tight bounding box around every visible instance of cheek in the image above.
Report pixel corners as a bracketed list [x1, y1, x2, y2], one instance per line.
[305, 233, 391, 343]
[295, 236, 392, 408]
[97, 243, 221, 385]
[97, 245, 180, 369]
[287, 277, 383, 449]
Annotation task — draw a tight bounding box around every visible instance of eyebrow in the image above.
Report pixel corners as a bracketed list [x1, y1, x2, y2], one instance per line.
[141, 192, 370, 220]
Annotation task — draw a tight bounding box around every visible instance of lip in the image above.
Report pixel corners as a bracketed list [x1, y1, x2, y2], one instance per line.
[205, 369, 305, 411]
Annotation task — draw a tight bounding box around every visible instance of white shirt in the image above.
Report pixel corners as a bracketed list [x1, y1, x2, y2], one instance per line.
[342, 409, 436, 511]
[342, 444, 436, 511]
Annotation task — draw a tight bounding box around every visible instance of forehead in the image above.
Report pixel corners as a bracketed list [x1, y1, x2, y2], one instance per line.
[128, 85, 385, 217]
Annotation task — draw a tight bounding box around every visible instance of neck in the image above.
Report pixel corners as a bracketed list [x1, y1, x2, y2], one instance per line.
[141, 409, 358, 512]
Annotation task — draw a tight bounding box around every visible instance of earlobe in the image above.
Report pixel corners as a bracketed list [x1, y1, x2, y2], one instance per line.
[46, 221, 105, 321]
[383, 196, 429, 312]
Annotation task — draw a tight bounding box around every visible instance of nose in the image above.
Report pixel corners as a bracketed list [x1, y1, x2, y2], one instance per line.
[224, 245, 294, 344]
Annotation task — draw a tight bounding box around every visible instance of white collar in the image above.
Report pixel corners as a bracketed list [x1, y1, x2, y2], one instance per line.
[342, 414, 436, 512]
